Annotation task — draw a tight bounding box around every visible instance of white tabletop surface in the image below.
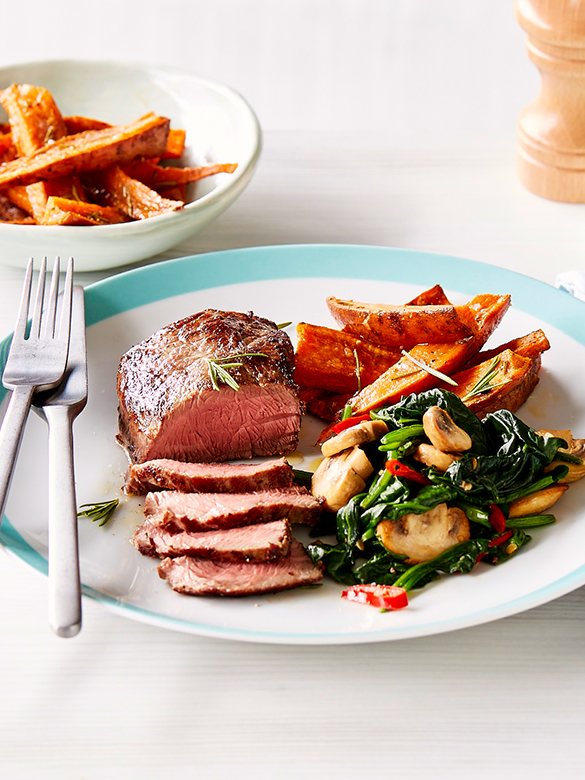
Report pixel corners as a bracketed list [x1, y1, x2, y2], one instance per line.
[2, 4, 585, 779]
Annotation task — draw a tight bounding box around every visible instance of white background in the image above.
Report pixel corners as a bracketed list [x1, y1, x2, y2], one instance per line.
[1, 3, 585, 780]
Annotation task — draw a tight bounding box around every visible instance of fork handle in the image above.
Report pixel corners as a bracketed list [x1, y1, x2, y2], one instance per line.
[0, 384, 35, 524]
[45, 405, 82, 638]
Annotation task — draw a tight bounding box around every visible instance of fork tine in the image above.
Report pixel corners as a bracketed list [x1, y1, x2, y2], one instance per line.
[30, 256, 47, 340]
[13, 257, 34, 341]
[57, 257, 74, 342]
[42, 257, 61, 339]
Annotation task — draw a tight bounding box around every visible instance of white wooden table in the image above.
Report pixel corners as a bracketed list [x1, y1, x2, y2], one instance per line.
[1, 131, 585, 779]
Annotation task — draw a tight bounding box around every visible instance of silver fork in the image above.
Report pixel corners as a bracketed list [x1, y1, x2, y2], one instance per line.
[35, 286, 87, 638]
[0, 257, 73, 525]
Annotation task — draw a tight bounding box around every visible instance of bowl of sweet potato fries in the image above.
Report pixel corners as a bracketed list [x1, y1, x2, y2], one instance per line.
[0, 60, 262, 271]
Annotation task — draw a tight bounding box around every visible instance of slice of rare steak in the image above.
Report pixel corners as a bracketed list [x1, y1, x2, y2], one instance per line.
[117, 309, 301, 464]
[132, 518, 292, 562]
[124, 456, 294, 495]
[157, 539, 323, 596]
[143, 486, 323, 533]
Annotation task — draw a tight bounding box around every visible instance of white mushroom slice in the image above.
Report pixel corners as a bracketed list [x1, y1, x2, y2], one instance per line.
[422, 406, 472, 453]
[544, 436, 585, 483]
[413, 443, 459, 473]
[377, 503, 470, 564]
[311, 447, 374, 512]
[321, 420, 388, 457]
[508, 484, 568, 517]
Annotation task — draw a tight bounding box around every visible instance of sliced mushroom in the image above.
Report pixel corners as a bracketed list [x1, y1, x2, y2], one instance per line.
[413, 443, 459, 472]
[311, 446, 374, 512]
[321, 419, 388, 457]
[422, 406, 472, 453]
[544, 435, 585, 483]
[377, 503, 470, 564]
[507, 484, 568, 517]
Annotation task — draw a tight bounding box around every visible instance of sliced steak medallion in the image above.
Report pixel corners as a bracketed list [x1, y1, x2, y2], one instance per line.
[132, 518, 293, 562]
[117, 309, 301, 464]
[157, 539, 323, 596]
[124, 456, 294, 495]
[143, 486, 323, 533]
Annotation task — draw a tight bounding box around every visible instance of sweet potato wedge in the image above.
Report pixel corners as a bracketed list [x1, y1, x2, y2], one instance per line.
[445, 349, 540, 417]
[298, 385, 351, 422]
[98, 165, 183, 219]
[64, 116, 112, 134]
[463, 329, 550, 369]
[344, 294, 511, 416]
[0, 83, 68, 156]
[0, 113, 170, 188]
[294, 322, 401, 394]
[406, 284, 451, 306]
[41, 196, 130, 226]
[326, 297, 479, 348]
[122, 160, 238, 190]
[0, 191, 35, 223]
[161, 128, 186, 159]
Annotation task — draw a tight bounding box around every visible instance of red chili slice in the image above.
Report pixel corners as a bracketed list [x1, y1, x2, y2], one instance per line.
[385, 459, 431, 485]
[342, 584, 409, 610]
[330, 414, 371, 435]
[488, 504, 506, 534]
[488, 529, 514, 548]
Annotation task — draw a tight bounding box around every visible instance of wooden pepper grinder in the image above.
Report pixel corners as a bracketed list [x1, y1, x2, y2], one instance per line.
[515, 0, 585, 202]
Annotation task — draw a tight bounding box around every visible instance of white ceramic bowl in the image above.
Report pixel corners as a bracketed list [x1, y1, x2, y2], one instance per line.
[0, 60, 262, 272]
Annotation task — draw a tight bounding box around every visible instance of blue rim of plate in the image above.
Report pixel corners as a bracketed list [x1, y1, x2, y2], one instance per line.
[2, 243, 585, 644]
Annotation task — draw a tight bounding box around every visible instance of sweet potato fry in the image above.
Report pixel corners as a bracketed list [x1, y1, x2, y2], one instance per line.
[447, 349, 541, 418]
[98, 165, 183, 219]
[161, 128, 186, 159]
[0, 113, 170, 188]
[298, 385, 352, 422]
[64, 116, 111, 134]
[0, 191, 35, 223]
[344, 294, 511, 416]
[326, 297, 479, 349]
[122, 160, 238, 190]
[294, 322, 401, 394]
[406, 284, 451, 306]
[41, 196, 129, 226]
[0, 83, 68, 156]
[463, 329, 550, 368]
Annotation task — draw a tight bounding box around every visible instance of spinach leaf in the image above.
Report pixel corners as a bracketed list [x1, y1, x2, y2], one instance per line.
[373, 389, 488, 453]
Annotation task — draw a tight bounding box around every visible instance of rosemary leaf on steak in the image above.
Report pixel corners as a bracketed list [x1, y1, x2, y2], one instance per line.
[204, 352, 269, 391]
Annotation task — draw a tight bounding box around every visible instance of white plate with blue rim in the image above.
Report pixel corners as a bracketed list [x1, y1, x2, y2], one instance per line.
[1, 244, 585, 644]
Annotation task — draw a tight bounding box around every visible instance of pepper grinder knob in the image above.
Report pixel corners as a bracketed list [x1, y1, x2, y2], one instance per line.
[515, 0, 585, 202]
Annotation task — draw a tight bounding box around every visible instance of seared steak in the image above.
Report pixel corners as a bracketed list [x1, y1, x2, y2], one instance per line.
[143, 486, 323, 533]
[132, 518, 292, 562]
[157, 539, 323, 596]
[124, 456, 294, 495]
[116, 309, 301, 464]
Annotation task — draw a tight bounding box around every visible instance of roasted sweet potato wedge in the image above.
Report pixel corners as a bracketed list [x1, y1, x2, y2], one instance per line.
[326, 296, 478, 348]
[98, 165, 183, 219]
[446, 349, 541, 417]
[41, 196, 130, 225]
[0, 192, 35, 223]
[463, 329, 550, 369]
[0, 113, 170, 188]
[0, 83, 68, 156]
[343, 294, 511, 416]
[406, 284, 451, 306]
[294, 322, 401, 394]
[122, 160, 238, 190]
[298, 385, 351, 422]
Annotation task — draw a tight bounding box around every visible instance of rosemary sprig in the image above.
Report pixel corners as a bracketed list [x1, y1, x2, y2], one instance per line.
[461, 357, 511, 402]
[400, 349, 458, 386]
[203, 352, 269, 391]
[77, 499, 119, 527]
